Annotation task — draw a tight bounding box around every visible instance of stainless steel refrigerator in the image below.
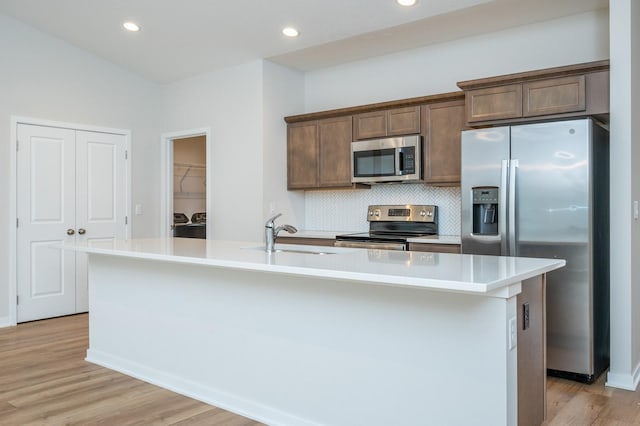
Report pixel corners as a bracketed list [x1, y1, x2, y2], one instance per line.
[461, 118, 609, 383]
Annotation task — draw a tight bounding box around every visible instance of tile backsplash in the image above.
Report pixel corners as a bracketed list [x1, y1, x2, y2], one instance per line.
[305, 184, 461, 235]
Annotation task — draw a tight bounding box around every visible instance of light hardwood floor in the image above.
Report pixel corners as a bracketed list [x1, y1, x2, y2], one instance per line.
[0, 314, 261, 425]
[1, 314, 639, 425]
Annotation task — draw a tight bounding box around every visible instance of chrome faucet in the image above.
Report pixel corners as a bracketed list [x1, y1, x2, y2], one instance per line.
[265, 213, 298, 252]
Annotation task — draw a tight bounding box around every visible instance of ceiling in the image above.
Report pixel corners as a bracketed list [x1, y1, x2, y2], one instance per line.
[0, 0, 608, 84]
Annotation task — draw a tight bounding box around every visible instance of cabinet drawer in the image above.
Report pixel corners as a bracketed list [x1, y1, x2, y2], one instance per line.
[523, 75, 586, 117]
[407, 243, 461, 253]
[466, 84, 522, 123]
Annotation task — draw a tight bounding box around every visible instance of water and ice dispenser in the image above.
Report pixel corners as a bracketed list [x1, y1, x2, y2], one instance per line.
[472, 187, 499, 235]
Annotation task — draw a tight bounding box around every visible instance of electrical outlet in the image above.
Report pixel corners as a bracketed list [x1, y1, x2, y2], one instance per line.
[509, 317, 517, 350]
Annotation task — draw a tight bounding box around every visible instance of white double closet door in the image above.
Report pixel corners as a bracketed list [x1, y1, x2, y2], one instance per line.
[17, 124, 127, 323]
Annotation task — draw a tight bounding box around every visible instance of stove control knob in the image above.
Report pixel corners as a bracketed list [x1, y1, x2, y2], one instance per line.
[420, 210, 426, 217]
[368, 210, 374, 217]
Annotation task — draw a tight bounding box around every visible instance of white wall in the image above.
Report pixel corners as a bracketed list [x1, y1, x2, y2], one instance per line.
[262, 61, 306, 228]
[304, 9, 609, 111]
[0, 14, 161, 324]
[160, 61, 265, 241]
[632, 0, 640, 388]
[607, 0, 640, 391]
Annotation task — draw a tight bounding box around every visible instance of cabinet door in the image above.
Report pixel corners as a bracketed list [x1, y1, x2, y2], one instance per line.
[423, 100, 465, 185]
[353, 110, 387, 140]
[523, 75, 586, 117]
[287, 122, 318, 189]
[275, 236, 336, 247]
[387, 106, 421, 136]
[319, 116, 353, 187]
[466, 84, 522, 123]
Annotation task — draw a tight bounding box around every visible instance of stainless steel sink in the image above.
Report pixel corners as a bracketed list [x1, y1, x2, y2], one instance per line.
[271, 249, 334, 255]
[242, 246, 335, 255]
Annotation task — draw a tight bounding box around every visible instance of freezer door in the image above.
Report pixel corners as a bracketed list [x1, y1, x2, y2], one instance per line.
[461, 127, 510, 255]
[510, 119, 592, 375]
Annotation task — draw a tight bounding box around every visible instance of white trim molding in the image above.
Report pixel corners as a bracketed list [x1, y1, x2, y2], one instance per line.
[7, 115, 132, 327]
[0, 316, 12, 328]
[606, 364, 640, 391]
[160, 127, 211, 238]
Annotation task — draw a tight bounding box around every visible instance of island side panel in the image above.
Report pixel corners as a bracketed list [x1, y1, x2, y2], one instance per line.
[86, 254, 518, 426]
[517, 274, 547, 426]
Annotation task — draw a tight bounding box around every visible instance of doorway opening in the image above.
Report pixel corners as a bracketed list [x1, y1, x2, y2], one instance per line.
[160, 127, 211, 239]
[172, 136, 207, 239]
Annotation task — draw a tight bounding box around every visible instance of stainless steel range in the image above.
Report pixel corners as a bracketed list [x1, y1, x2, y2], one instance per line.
[335, 205, 438, 251]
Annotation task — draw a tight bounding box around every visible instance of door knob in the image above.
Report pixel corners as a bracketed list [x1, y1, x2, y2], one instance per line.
[78, 228, 86, 235]
[67, 228, 75, 235]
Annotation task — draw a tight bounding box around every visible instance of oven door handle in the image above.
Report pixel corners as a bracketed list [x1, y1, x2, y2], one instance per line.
[334, 240, 406, 251]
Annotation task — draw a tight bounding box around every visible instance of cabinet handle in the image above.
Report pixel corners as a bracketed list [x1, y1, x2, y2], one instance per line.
[78, 228, 86, 235]
[67, 229, 75, 235]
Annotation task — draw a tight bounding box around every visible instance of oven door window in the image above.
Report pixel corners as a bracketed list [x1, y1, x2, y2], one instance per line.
[353, 148, 396, 177]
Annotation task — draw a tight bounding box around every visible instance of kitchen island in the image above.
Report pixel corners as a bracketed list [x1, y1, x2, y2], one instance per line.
[62, 238, 564, 426]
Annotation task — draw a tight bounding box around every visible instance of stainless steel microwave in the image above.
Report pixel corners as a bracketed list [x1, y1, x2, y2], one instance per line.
[351, 135, 422, 183]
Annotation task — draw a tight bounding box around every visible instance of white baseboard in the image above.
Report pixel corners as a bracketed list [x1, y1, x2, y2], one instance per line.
[0, 316, 15, 328]
[606, 363, 640, 391]
[85, 349, 318, 426]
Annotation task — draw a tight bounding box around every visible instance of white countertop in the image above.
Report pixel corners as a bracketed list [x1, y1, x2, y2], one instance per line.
[280, 230, 461, 245]
[62, 238, 564, 296]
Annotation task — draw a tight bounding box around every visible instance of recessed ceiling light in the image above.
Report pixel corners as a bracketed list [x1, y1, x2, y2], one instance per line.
[123, 22, 141, 32]
[282, 27, 299, 37]
[396, 0, 417, 6]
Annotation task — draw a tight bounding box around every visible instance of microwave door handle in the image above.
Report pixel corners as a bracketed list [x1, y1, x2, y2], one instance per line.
[397, 150, 403, 176]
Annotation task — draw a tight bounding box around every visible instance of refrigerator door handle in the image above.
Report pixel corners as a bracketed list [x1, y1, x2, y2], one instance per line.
[500, 160, 509, 256]
[508, 159, 519, 256]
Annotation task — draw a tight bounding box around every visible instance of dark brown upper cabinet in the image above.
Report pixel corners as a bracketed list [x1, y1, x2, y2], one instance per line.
[466, 84, 522, 123]
[287, 121, 319, 190]
[422, 100, 466, 185]
[285, 92, 464, 191]
[318, 116, 353, 188]
[353, 106, 421, 140]
[522, 75, 585, 117]
[287, 116, 356, 190]
[458, 60, 609, 126]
